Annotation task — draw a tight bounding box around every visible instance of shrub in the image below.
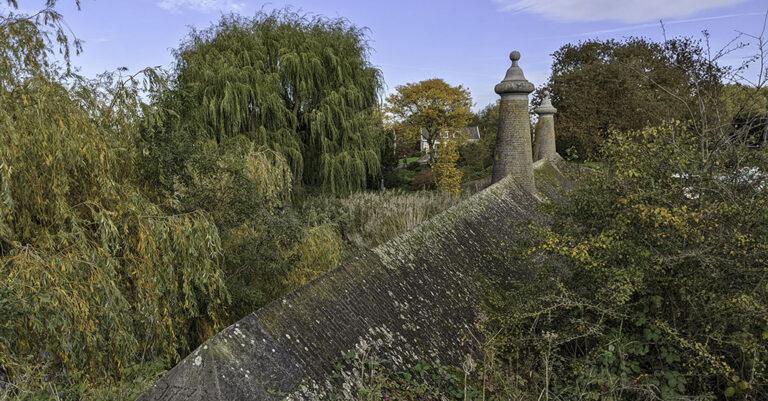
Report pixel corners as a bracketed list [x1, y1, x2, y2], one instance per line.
[383, 168, 416, 189]
[412, 169, 435, 191]
[487, 123, 768, 399]
[285, 224, 344, 288]
[407, 160, 422, 170]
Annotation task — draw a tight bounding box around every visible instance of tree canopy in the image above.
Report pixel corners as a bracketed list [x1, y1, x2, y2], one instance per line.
[146, 12, 384, 195]
[0, 3, 229, 397]
[545, 37, 725, 159]
[385, 78, 473, 154]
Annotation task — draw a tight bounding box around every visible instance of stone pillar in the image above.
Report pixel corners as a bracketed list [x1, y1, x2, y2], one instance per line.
[532, 92, 561, 162]
[491, 51, 535, 191]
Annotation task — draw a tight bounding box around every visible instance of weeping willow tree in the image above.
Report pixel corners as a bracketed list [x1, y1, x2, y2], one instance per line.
[0, 3, 228, 398]
[153, 11, 384, 195]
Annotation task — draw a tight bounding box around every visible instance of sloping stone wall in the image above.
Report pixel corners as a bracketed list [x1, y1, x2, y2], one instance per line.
[138, 161, 571, 401]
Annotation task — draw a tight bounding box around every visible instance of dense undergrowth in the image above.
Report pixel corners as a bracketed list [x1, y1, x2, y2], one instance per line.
[0, 4, 458, 400]
[2, 1, 767, 400]
[0, 9, 229, 400]
[312, 123, 768, 401]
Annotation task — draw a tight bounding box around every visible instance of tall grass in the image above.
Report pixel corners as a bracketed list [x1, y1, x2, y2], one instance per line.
[340, 190, 461, 249]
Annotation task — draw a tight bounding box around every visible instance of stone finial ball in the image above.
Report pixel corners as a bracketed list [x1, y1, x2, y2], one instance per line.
[510, 51, 521, 61]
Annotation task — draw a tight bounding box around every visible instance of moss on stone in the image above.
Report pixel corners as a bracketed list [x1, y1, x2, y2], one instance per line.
[138, 162, 573, 401]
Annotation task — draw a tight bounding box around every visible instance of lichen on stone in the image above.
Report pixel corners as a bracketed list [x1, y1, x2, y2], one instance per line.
[138, 161, 572, 401]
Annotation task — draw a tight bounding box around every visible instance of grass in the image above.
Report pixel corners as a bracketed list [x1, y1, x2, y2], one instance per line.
[340, 189, 461, 249]
[399, 155, 421, 165]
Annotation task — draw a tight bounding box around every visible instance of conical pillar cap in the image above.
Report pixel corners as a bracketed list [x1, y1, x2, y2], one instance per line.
[535, 92, 557, 115]
[495, 51, 535, 95]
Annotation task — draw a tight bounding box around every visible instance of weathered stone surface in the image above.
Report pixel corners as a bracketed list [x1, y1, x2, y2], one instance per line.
[137, 161, 571, 401]
[491, 51, 535, 190]
[533, 93, 561, 162]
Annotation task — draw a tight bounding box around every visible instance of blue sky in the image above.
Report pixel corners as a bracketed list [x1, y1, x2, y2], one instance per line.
[17, 0, 768, 108]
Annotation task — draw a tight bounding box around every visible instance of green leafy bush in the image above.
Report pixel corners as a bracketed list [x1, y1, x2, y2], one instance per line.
[169, 134, 345, 319]
[383, 168, 417, 189]
[487, 123, 768, 399]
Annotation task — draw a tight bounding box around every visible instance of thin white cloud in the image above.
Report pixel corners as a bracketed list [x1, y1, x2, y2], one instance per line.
[495, 0, 746, 23]
[157, 0, 244, 13]
[539, 12, 766, 39]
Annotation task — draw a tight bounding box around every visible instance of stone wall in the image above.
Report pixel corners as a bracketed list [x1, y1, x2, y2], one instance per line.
[137, 161, 571, 401]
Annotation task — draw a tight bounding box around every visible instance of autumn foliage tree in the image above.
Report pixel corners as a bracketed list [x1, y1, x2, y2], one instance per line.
[432, 140, 463, 195]
[385, 78, 473, 156]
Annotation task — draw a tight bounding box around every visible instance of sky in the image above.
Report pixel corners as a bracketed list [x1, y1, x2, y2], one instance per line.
[13, 0, 768, 109]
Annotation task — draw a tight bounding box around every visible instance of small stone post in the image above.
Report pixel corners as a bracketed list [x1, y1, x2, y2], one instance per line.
[532, 92, 561, 162]
[491, 51, 535, 191]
